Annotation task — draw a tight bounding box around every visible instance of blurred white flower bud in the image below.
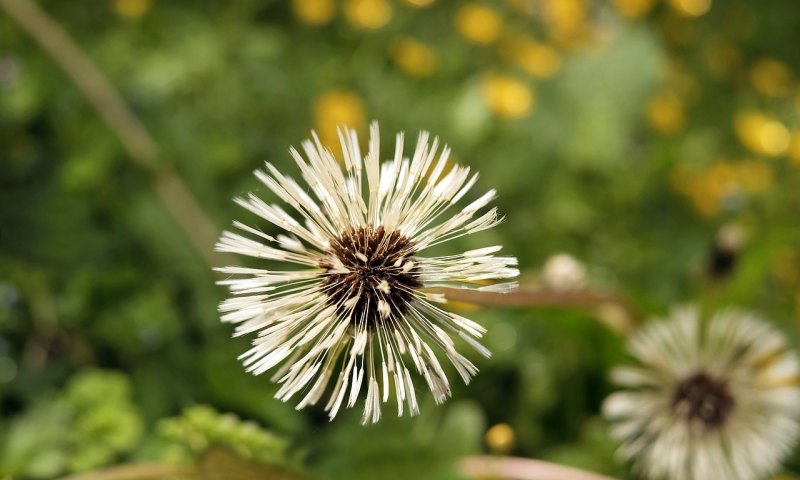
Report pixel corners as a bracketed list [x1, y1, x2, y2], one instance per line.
[541, 253, 587, 291]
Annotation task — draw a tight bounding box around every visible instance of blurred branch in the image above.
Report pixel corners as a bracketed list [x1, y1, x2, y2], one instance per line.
[58, 464, 198, 480]
[462, 456, 619, 480]
[0, 0, 228, 267]
[431, 287, 641, 335]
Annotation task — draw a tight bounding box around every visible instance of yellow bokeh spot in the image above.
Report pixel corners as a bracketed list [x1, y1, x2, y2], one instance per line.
[391, 38, 438, 77]
[703, 38, 741, 80]
[736, 161, 773, 193]
[504, 37, 562, 79]
[481, 74, 534, 119]
[485, 423, 515, 454]
[749, 58, 792, 98]
[344, 0, 393, 30]
[789, 134, 800, 166]
[668, 0, 712, 17]
[292, 0, 335, 25]
[646, 92, 685, 135]
[312, 90, 367, 156]
[543, 0, 588, 39]
[113, 0, 153, 19]
[671, 160, 773, 217]
[403, 0, 436, 7]
[613, 0, 657, 20]
[735, 112, 790, 157]
[455, 4, 503, 45]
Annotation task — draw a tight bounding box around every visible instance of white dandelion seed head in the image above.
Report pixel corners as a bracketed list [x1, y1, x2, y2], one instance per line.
[603, 305, 800, 480]
[215, 121, 519, 424]
[540, 252, 586, 291]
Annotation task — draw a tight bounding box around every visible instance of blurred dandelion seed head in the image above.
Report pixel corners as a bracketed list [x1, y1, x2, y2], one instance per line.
[604, 306, 800, 480]
[216, 122, 518, 424]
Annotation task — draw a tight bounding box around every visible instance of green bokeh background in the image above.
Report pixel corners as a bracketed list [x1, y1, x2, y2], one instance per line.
[2, 0, 800, 478]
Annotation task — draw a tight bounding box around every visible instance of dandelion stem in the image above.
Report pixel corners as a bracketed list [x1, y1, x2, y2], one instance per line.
[0, 0, 228, 267]
[57, 464, 198, 480]
[461, 456, 620, 480]
[431, 287, 641, 335]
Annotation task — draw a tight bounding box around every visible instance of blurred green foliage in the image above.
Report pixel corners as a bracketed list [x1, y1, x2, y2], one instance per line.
[2, 0, 800, 478]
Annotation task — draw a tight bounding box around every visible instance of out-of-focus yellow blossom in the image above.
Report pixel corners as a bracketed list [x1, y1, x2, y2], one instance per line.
[505, 0, 535, 15]
[667, 0, 712, 17]
[788, 134, 800, 166]
[736, 161, 773, 193]
[647, 92, 685, 135]
[795, 295, 800, 330]
[671, 160, 773, 217]
[704, 38, 742, 80]
[543, 0, 588, 40]
[391, 38, 438, 77]
[665, 60, 700, 101]
[113, 0, 153, 19]
[749, 58, 792, 98]
[660, 13, 698, 46]
[481, 74, 534, 119]
[735, 112, 790, 157]
[773, 248, 799, 286]
[403, 0, 436, 7]
[344, 0, 392, 30]
[486, 423, 515, 454]
[455, 4, 503, 45]
[503, 36, 562, 79]
[613, 0, 657, 20]
[292, 0, 335, 25]
[312, 90, 367, 156]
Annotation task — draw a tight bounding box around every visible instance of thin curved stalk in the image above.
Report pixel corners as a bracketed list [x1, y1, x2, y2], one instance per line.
[462, 456, 619, 480]
[430, 286, 641, 335]
[57, 464, 198, 480]
[0, 0, 227, 267]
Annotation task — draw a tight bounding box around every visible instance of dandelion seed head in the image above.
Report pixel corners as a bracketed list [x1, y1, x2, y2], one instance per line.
[215, 121, 518, 424]
[319, 225, 421, 329]
[603, 306, 800, 480]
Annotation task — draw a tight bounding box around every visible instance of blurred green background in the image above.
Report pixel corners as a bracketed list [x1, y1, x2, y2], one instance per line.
[2, 0, 800, 478]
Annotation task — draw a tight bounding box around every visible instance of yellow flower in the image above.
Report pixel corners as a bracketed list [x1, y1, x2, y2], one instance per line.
[543, 0, 588, 39]
[788, 134, 800, 167]
[749, 58, 792, 98]
[671, 160, 771, 217]
[736, 161, 773, 193]
[703, 38, 741, 80]
[391, 38, 438, 77]
[312, 90, 367, 156]
[481, 74, 534, 119]
[292, 0, 335, 25]
[113, 0, 153, 19]
[403, 0, 436, 7]
[646, 92, 685, 135]
[667, 0, 712, 17]
[735, 112, 790, 157]
[613, 0, 657, 20]
[344, 0, 392, 30]
[485, 423, 515, 454]
[455, 4, 503, 45]
[503, 36, 562, 79]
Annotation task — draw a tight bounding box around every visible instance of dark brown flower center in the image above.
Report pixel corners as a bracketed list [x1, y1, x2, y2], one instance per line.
[319, 225, 421, 328]
[671, 371, 735, 429]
